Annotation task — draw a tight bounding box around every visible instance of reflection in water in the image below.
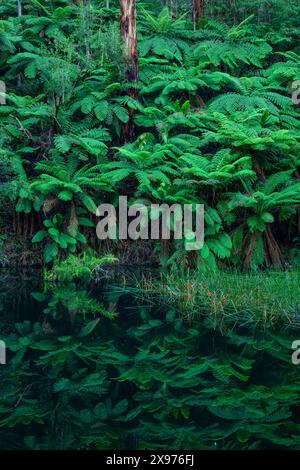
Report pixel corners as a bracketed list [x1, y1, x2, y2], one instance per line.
[1, 270, 300, 450]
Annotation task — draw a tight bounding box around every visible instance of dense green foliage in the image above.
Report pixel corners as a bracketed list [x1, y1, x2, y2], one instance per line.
[0, 0, 299, 269]
[1, 273, 300, 449]
[2, 2, 300, 453]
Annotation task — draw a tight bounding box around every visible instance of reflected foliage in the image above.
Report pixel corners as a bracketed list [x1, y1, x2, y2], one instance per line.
[0, 274, 300, 449]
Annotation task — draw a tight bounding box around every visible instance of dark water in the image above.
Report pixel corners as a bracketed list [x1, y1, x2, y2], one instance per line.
[1, 269, 300, 450]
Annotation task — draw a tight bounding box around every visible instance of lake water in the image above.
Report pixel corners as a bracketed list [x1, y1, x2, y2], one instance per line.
[1, 269, 300, 450]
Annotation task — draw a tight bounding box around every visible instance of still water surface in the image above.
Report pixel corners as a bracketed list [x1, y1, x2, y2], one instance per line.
[1, 269, 300, 450]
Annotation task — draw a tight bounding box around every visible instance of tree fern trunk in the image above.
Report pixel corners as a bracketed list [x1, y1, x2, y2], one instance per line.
[192, 0, 204, 28]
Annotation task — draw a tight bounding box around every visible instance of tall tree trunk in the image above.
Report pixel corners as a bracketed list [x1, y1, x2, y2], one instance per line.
[17, 0, 22, 89]
[120, 0, 139, 141]
[17, 0, 22, 17]
[192, 0, 204, 28]
[83, 0, 92, 58]
[120, 0, 138, 91]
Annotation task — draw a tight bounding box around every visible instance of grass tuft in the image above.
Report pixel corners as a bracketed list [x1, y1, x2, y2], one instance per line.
[139, 270, 300, 325]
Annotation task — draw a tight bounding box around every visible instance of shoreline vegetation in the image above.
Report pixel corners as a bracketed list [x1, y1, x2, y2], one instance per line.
[17, 252, 300, 327]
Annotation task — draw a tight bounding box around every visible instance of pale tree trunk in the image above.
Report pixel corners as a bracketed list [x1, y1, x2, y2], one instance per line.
[83, 0, 92, 58]
[17, 0, 22, 89]
[120, 0, 139, 93]
[192, 0, 204, 28]
[120, 0, 139, 141]
[17, 0, 22, 17]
